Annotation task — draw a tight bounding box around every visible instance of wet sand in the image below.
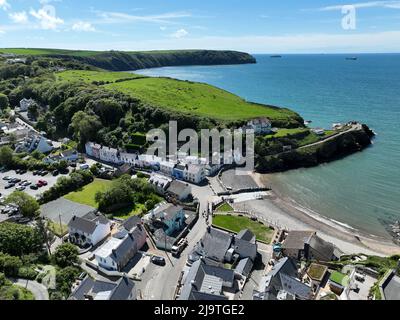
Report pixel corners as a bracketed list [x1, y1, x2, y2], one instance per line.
[247, 172, 400, 256]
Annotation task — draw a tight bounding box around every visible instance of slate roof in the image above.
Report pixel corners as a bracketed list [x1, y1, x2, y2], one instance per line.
[236, 229, 256, 242]
[308, 234, 335, 261]
[68, 212, 109, 235]
[69, 276, 135, 300]
[41, 198, 97, 225]
[233, 232, 257, 262]
[282, 231, 315, 250]
[122, 216, 142, 232]
[383, 272, 400, 300]
[166, 180, 191, 198]
[235, 258, 254, 278]
[192, 228, 233, 263]
[179, 259, 234, 301]
[254, 257, 311, 300]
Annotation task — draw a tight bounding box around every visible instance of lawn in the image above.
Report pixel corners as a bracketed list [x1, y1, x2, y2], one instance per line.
[212, 215, 275, 243]
[47, 220, 68, 237]
[215, 202, 234, 212]
[103, 77, 298, 121]
[0, 48, 101, 56]
[265, 128, 310, 139]
[111, 203, 146, 220]
[64, 179, 112, 208]
[56, 70, 144, 84]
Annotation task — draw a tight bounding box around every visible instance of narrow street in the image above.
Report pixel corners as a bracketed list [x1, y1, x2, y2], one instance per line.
[11, 278, 49, 300]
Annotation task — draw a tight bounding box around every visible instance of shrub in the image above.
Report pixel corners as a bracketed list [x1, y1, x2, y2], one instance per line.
[17, 267, 39, 280]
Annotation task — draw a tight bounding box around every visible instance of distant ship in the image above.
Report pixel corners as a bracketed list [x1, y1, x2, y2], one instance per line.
[270, 55, 282, 58]
[346, 57, 358, 60]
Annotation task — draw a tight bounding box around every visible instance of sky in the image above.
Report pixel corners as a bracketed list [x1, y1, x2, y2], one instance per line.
[1, 0, 400, 53]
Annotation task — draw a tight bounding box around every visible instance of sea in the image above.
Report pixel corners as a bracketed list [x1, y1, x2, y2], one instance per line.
[134, 54, 400, 238]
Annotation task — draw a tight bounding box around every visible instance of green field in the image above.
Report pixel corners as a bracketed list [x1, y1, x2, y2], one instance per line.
[56, 70, 300, 122]
[0, 48, 101, 57]
[265, 128, 310, 139]
[212, 215, 275, 243]
[64, 178, 112, 207]
[105, 77, 297, 121]
[56, 70, 143, 83]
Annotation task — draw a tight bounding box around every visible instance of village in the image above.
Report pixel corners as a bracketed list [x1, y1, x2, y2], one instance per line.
[0, 99, 399, 302]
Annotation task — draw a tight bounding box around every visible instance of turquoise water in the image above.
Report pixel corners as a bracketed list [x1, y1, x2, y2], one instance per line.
[135, 54, 400, 238]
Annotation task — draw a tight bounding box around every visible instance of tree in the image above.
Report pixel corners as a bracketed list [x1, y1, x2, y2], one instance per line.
[70, 111, 102, 146]
[52, 243, 79, 268]
[55, 266, 81, 298]
[0, 223, 43, 256]
[0, 146, 14, 168]
[0, 253, 23, 277]
[0, 93, 9, 110]
[5, 191, 40, 218]
[27, 102, 39, 120]
[37, 218, 54, 256]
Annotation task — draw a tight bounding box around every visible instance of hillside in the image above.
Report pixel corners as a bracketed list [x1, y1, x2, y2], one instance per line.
[56, 70, 303, 125]
[0, 48, 256, 71]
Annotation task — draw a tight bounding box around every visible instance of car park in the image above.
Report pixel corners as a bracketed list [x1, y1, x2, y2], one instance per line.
[38, 180, 48, 187]
[22, 181, 32, 186]
[5, 183, 15, 189]
[16, 186, 26, 191]
[3, 176, 11, 181]
[30, 185, 39, 190]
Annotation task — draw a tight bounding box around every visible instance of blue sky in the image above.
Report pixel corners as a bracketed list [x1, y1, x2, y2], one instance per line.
[1, 0, 400, 53]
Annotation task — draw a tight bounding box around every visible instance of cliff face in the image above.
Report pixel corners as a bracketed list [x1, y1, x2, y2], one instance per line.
[48, 50, 257, 71]
[256, 124, 375, 173]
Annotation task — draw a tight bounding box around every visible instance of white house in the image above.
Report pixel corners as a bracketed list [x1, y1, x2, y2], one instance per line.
[245, 118, 272, 135]
[94, 224, 147, 271]
[18, 98, 35, 112]
[184, 164, 206, 184]
[166, 180, 192, 201]
[68, 213, 111, 248]
[149, 173, 172, 194]
[99, 146, 121, 164]
[15, 134, 54, 154]
[119, 152, 137, 165]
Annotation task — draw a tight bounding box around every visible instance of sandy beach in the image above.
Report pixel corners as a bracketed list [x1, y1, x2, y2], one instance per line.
[245, 172, 400, 257]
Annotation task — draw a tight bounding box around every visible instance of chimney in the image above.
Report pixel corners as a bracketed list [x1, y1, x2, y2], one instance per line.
[190, 280, 197, 291]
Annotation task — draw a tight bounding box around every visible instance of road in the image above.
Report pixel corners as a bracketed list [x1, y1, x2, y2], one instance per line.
[11, 278, 49, 300]
[137, 182, 214, 300]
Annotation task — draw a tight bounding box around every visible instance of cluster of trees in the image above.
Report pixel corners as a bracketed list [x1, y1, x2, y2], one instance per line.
[0, 222, 44, 256]
[40, 170, 94, 204]
[0, 146, 69, 172]
[95, 175, 160, 214]
[5, 191, 40, 218]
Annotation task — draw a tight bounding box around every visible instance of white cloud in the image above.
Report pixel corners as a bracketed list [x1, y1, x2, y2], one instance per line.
[170, 28, 188, 38]
[72, 21, 96, 32]
[318, 1, 400, 11]
[160, 26, 167, 31]
[9, 11, 29, 24]
[95, 11, 191, 25]
[0, 0, 10, 11]
[29, 5, 64, 30]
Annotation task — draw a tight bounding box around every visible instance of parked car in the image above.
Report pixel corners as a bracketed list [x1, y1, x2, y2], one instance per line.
[38, 180, 48, 187]
[19, 180, 28, 186]
[40, 171, 49, 176]
[16, 186, 25, 191]
[5, 183, 15, 189]
[33, 170, 40, 176]
[151, 256, 166, 266]
[79, 164, 89, 170]
[11, 178, 21, 184]
[2, 176, 11, 181]
[52, 170, 59, 176]
[60, 168, 69, 175]
[30, 185, 39, 190]
[22, 181, 32, 186]
[19, 169, 27, 174]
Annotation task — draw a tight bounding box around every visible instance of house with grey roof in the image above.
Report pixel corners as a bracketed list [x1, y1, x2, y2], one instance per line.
[166, 180, 191, 201]
[69, 276, 136, 300]
[253, 257, 312, 300]
[68, 212, 111, 248]
[379, 267, 400, 300]
[94, 224, 147, 271]
[178, 258, 236, 300]
[188, 227, 258, 267]
[282, 230, 338, 262]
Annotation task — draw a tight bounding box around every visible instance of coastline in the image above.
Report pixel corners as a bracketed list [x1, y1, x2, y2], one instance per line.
[249, 172, 400, 256]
